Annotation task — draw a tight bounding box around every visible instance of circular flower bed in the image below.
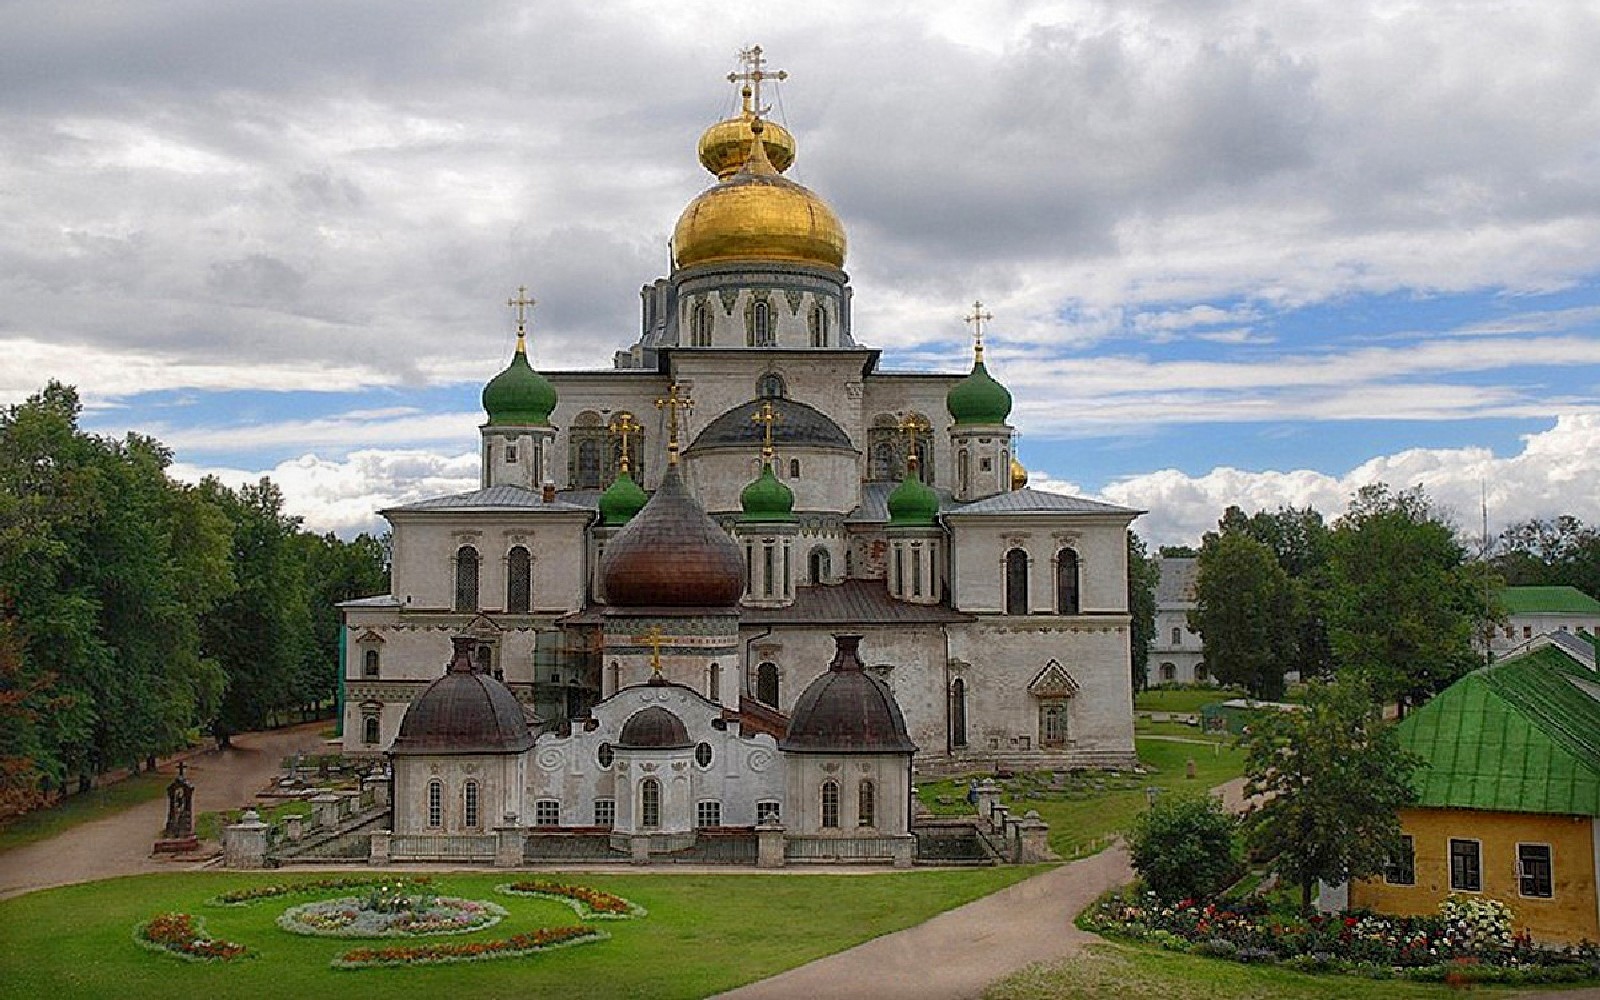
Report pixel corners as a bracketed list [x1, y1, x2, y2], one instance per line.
[278, 888, 505, 938]
[136, 912, 250, 963]
[332, 926, 607, 969]
[496, 880, 647, 919]
[211, 875, 433, 906]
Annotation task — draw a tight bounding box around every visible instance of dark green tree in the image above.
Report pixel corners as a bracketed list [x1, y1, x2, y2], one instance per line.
[1189, 530, 1297, 700]
[1128, 531, 1160, 693]
[1492, 515, 1600, 596]
[1240, 679, 1421, 914]
[1128, 792, 1240, 903]
[295, 530, 389, 720]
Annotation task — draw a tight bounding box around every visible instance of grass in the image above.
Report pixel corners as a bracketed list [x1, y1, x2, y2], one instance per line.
[0, 772, 172, 854]
[195, 799, 315, 843]
[916, 734, 1247, 858]
[0, 866, 1042, 1000]
[983, 942, 1494, 999]
[1135, 687, 1244, 714]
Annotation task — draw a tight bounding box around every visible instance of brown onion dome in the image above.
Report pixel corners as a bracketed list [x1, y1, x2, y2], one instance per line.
[599, 465, 744, 607]
[618, 706, 693, 749]
[390, 638, 534, 755]
[780, 635, 918, 754]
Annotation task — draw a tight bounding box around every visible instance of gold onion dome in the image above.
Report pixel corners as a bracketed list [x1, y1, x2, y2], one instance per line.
[673, 120, 846, 271]
[1010, 457, 1029, 491]
[698, 88, 796, 178]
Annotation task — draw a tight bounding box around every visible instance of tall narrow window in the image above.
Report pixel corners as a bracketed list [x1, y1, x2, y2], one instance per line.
[708, 662, 721, 702]
[1384, 835, 1416, 885]
[363, 716, 379, 745]
[454, 546, 480, 612]
[950, 678, 968, 748]
[821, 780, 840, 829]
[959, 450, 970, 494]
[1056, 548, 1080, 614]
[789, 458, 801, 478]
[1449, 839, 1481, 891]
[463, 780, 479, 828]
[912, 547, 923, 597]
[893, 547, 905, 596]
[857, 780, 875, 827]
[1518, 843, 1553, 898]
[640, 779, 661, 829]
[809, 547, 830, 585]
[1171, 626, 1182, 646]
[870, 440, 897, 481]
[1040, 703, 1067, 747]
[576, 439, 602, 489]
[809, 303, 828, 346]
[1005, 548, 1029, 616]
[691, 301, 713, 346]
[363, 649, 380, 678]
[750, 299, 774, 346]
[506, 545, 531, 613]
[427, 780, 442, 828]
[757, 661, 780, 707]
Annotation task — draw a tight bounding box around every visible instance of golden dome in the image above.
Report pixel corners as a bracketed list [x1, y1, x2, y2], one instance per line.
[698, 88, 796, 178]
[1011, 457, 1029, 491]
[673, 122, 847, 271]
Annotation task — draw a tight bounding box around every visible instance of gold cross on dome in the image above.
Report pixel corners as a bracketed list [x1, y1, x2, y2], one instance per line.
[609, 412, 641, 473]
[727, 45, 787, 117]
[507, 286, 537, 349]
[964, 300, 994, 362]
[654, 383, 694, 465]
[751, 400, 781, 459]
[898, 413, 930, 469]
[638, 625, 666, 676]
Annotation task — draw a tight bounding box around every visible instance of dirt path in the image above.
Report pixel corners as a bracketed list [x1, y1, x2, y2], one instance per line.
[0, 722, 328, 900]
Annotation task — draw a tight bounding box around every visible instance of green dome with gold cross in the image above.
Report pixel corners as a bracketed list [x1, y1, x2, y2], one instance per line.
[599, 470, 649, 526]
[740, 462, 796, 522]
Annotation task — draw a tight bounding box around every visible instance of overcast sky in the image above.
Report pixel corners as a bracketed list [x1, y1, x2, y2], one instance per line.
[3, 1, 1599, 546]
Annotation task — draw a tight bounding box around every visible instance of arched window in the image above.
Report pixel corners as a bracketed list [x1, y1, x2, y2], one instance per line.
[1056, 548, 1080, 615]
[1171, 626, 1182, 646]
[857, 780, 875, 827]
[363, 649, 380, 678]
[475, 644, 492, 675]
[809, 304, 828, 347]
[363, 716, 379, 745]
[506, 545, 531, 613]
[640, 778, 661, 829]
[708, 662, 721, 702]
[756, 661, 779, 707]
[749, 299, 774, 346]
[568, 411, 607, 489]
[869, 440, 897, 482]
[1160, 662, 1176, 682]
[1041, 704, 1067, 747]
[463, 780, 480, 828]
[808, 547, 831, 585]
[757, 372, 786, 398]
[576, 439, 602, 489]
[949, 678, 968, 749]
[958, 450, 970, 494]
[454, 546, 480, 612]
[608, 661, 620, 696]
[1196, 663, 1209, 683]
[427, 780, 442, 828]
[1005, 548, 1029, 616]
[691, 301, 713, 346]
[789, 458, 801, 478]
[821, 780, 840, 829]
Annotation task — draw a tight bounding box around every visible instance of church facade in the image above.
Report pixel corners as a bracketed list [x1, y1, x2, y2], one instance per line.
[341, 54, 1142, 811]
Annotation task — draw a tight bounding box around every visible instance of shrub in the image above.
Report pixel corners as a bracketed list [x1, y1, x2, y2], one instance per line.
[1127, 793, 1240, 903]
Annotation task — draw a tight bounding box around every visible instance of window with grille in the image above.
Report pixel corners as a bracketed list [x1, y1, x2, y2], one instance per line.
[696, 800, 722, 829]
[1449, 838, 1481, 891]
[1518, 843, 1553, 898]
[691, 302, 713, 346]
[750, 300, 774, 346]
[463, 780, 480, 828]
[1005, 549, 1029, 615]
[1384, 835, 1415, 885]
[821, 780, 840, 829]
[506, 545, 531, 613]
[809, 304, 828, 346]
[454, 546, 480, 612]
[641, 779, 661, 829]
[757, 800, 781, 825]
[534, 799, 560, 827]
[363, 716, 379, 745]
[1056, 548, 1080, 614]
[427, 780, 442, 828]
[363, 649, 380, 678]
[757, 372, 785, 398]
[593, 798, 615, 828]
[757, 662, 779, 707]
[695, 742, 713, 768]
[857, 781, 875, 827]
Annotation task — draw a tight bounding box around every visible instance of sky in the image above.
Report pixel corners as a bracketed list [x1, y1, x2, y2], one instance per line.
[3, 1, 1599, 548]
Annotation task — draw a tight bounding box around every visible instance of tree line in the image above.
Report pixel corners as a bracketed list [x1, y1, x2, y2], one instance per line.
[0, 383, 387, 816]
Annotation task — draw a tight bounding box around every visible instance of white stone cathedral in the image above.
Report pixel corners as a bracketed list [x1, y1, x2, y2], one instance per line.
[342, 52, 1142, 841]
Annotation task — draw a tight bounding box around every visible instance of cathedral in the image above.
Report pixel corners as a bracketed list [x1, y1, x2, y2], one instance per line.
[341, 51, 1141, 845]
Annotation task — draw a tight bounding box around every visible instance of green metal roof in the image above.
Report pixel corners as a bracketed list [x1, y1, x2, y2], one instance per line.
[1499, 585, 1600, 616]
[1398, 644, 1600, 816]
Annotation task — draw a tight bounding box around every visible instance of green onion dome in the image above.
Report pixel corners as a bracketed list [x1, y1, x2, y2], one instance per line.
[739, 461, 796, 522]
[886, 470, 939, 526]
[481, 338, 557, 426]
[598, 469, 648, 526]
[946, 357, 1012, 426]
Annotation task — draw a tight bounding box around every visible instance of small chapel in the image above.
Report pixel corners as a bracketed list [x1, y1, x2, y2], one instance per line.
[342, 48, 1142, 852]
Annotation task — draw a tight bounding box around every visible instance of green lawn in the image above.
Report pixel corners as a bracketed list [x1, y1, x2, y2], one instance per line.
[983, 942, 1502, 1000]
[0, 867, 1041, 1000]
[1135, 687, 1242, 714]
[0, 772, 172, 854]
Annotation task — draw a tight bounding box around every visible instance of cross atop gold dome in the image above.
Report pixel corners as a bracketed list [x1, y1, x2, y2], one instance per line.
[728, 45, 787, 119]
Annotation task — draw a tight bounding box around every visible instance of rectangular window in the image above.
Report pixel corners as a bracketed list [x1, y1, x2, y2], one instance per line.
[756, 800, 781, 825]
[1523, 625, 1533, 639]
[463, 782, 480, 828]
[427, 781, 442, 829]
[1504, 625, 1515, 639]
[821, 782, 840, 829]
[1384, 834, 1416, 885]
[1518, 843, 1553, 898]
[505, 444, 518, 463]
[1449, 838, 1481, 892]
[696, 800, 722, 829]
[534, 799, 561, 827]
[593, 798, 615, 828]
[1171, 627, 1182, 646]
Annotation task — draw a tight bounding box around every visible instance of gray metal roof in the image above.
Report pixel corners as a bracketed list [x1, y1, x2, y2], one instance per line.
[1156, 557, 1199, 606]
[687, 397, 856, 453]
[944, 488, 1141, 517]
[845, 480, 958, 524]
[386, 485, 591, 513]
[338, 594, 402, 608]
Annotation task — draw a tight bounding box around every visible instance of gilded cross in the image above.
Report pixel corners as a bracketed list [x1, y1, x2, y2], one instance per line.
[638, 625, 666, 676]
[751, 400, 781, 459]
[727, 45, 787, 117]
[963, 300, 994, 361]
[609, 412, 641, 473]
[508, 286, 537, 349]
[654, 383, 694, 465]
[898, 413, 930, 470]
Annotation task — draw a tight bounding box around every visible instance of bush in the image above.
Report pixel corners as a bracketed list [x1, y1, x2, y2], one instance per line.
[1127, 793, 1240, 904]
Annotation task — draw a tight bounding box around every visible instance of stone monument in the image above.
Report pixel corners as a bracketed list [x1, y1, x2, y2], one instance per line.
[152, 761, 199, 854]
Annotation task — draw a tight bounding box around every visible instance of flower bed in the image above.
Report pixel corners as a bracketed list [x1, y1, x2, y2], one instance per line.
[1081, 890, 1597, 985]
[332, 925, 607, 969]
[211, 875, 433, 906]
[278, 893, 505, 938]
[136, 912, 250, 963]
[496, 880, 646, 919]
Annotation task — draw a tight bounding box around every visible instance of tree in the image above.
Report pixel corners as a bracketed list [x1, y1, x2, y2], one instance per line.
[295, 530, 389, 720]
[1158, 544, 1198, 558]
[1241, 679, 1421, 914]
[1127, 532, 1160, 693]
[1189, 530, 1297, 700]
[1325, 484, 1498, 713]
[1128, 792, 1240, 903]
[1492, 515, 1600, 597]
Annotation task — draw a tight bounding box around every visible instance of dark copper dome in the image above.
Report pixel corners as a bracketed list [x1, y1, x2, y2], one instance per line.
[599, 465, 744, 607]
[618, 706, 692, 749]
[780, 635, 918, 754]
[390, 638, 534, 755]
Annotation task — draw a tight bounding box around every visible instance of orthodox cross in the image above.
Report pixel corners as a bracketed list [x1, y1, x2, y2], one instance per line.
[508, 286, 537, 349]
[609, 412, 641, 473]
[898, 413, 930, 471]
[638, 625, 667, 677]
[964, 300, 994, 362]
[728, 45, 787, 117]
[751, 400, 781, 460]
[655, 383, 694, 464]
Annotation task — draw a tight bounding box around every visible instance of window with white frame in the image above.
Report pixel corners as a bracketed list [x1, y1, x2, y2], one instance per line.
[593, 798, 615, 828]
[756, 800, 781, 825]
[696, 800, 722, 829]
[1518, 843, 1553, 898]
[640, 778, 661, 829]
[427, 780, 443, 828]
[534, 799, 560, 827]
[463, 780, 480, 828]
[857, 780, 875, 827]
[821, 780, 840, 829]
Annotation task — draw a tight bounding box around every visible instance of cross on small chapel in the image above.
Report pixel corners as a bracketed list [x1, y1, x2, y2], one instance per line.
[751, 400, 781, 459]
[898, 413, 930, 469]
[638, 625, 667, 676]
[609, 412, 642, 473]
[964, 300, 994, 360]
[507, 286, 537, 348]
[727, 45, 787, 117]
[655, 383, 694, 464]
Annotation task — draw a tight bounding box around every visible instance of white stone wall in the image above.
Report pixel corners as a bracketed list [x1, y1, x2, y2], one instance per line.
[1490, 613, 1600, 653]
[676, 285, 842, 350]
[1150, 607, 1207, 684]
[392, 753, 525, 835]
[783, 753, 913, 835]
[686, 448, 859, 515]
[480, 426, 555, 489]
[388, 512, 589, 614]
[945, 514, 1132, 614]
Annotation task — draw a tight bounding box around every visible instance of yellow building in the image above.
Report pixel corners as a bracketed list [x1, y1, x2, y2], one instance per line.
[1349, 635, 1600, 945]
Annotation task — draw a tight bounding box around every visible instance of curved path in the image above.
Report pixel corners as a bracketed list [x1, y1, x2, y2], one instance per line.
[0, 722, 328, 900]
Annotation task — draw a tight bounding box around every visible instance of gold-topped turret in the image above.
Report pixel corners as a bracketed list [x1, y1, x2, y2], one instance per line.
[699, 83, 797, 179]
